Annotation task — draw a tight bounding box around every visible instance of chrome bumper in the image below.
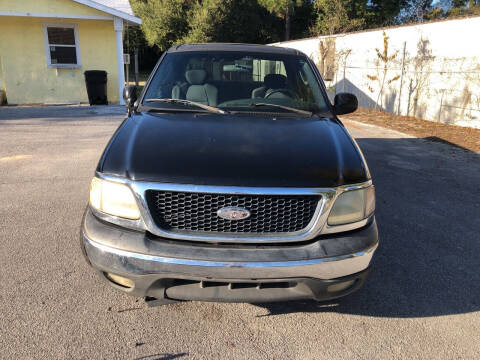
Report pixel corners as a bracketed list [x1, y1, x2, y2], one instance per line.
[81, 208, 378, 282]
[84, 235, 377, 280]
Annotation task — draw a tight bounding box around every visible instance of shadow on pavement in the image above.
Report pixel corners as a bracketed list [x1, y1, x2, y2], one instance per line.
[256, 137, 480, 318]
[0, 105, 125, 121]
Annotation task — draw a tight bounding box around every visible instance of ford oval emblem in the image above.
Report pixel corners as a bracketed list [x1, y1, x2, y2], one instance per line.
[217, 206, 250, 221]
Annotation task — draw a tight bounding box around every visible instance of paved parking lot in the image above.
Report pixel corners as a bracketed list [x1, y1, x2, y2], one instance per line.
[1, 105, 479, 359]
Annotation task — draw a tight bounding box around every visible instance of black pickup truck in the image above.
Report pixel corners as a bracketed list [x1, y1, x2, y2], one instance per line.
[80, 43, 378, 305]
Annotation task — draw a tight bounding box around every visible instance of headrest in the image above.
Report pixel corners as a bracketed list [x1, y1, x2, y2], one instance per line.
[264, 74, 287, 89]
[185, 69, 207, 85]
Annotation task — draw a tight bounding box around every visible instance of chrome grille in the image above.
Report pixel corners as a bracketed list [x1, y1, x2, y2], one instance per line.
[146, 191, 320, 233]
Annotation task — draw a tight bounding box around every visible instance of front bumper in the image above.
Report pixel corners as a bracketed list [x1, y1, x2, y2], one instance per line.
[81, 208, 378, 303]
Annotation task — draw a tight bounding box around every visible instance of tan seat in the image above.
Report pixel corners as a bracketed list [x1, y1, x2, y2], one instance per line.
[171, 82, 188, 99]
[184, 70, 218, 106]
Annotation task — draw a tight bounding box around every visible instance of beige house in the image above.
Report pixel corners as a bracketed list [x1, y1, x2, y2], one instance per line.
[0, 0, 141, 105]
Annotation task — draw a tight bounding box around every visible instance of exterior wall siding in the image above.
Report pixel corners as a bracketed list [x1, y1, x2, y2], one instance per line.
[0, 17, 119, 104]
[0, 0, 109, 17]
[273, 16, 480, 129]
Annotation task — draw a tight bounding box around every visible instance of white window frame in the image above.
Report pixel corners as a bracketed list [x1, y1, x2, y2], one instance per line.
[42, 22, 82, 68]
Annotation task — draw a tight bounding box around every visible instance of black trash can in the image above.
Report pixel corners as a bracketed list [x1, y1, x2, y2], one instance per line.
[84, 70, 108, 105]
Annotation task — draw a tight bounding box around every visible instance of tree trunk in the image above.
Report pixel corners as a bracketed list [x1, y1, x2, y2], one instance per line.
[285, 7, 290, 41]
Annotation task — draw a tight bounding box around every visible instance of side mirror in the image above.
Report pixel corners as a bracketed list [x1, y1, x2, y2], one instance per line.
[123, 85, 137, 115]
[333, 92, 358, 115]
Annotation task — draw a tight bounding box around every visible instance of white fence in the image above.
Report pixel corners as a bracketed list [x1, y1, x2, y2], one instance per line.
[273, 16, 480, 128]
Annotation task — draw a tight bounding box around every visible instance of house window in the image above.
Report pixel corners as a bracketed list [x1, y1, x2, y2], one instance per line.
[43, 23, 81, 68]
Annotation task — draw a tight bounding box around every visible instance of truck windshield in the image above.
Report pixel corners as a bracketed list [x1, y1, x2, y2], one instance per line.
[143, 51, 329, 115]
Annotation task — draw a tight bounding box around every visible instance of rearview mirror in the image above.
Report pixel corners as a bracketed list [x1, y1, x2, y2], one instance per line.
[333, 93, 358, 115]
[123, 85, 137, 115]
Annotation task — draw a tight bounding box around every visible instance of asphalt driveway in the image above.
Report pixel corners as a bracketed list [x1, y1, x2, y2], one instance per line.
[1, 106, 479, 359]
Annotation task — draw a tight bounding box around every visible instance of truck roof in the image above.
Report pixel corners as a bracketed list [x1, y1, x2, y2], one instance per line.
[167, 43, 305, 56]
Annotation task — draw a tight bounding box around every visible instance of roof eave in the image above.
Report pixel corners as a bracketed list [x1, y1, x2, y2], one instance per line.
[72, 0, 141, 24]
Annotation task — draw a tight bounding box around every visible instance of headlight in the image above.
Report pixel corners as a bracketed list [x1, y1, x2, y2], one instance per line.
[89, 177, 141, 220]
[327, 186, 375, 226]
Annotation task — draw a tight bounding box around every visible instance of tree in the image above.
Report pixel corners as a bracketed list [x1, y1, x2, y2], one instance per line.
[258, 0, 302, 41]
[130, 0, 194, 51]
[452, 0, 468, 6]
[181, 0, 279, 44]
[446, 0, 480, 16]
[421, 0, 480, 19]
[290, 0, 315, 39]
[123, 22, 159, 72]
[400, 0, 434, 22]
[131, 0, 280, 49]
[312, 0, 419, 33]
[312, 0, 365, 36]
[399, 0, 480, 21]
[367, 0, 410, 26]
[424, 6, 445, 20]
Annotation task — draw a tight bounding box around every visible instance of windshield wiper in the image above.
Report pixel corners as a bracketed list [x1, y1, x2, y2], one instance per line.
[144, 98, 227, 115]
[251, 103, 313, 116]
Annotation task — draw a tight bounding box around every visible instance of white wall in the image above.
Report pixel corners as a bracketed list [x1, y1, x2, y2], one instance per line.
[273, 16, 480, 128]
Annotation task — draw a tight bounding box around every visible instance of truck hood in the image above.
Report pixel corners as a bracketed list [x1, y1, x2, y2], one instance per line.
[99, 112, 368, 187]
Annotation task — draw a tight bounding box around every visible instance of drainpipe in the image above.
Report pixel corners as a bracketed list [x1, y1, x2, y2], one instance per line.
[114, 17, 125, 105]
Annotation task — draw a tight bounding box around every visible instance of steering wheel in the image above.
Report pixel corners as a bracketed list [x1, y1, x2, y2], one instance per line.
[264, 89, 294, 99]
